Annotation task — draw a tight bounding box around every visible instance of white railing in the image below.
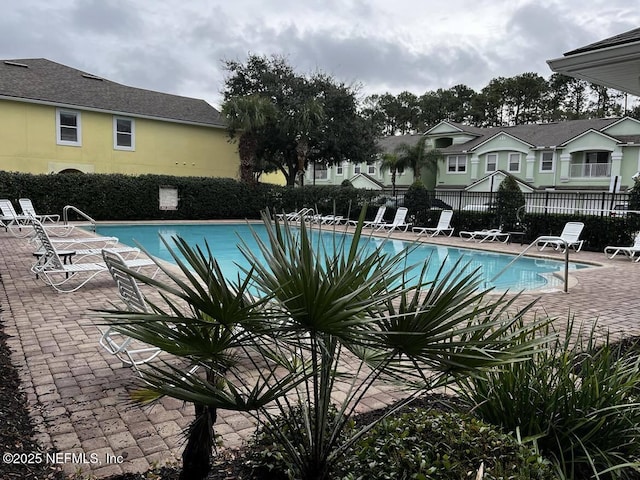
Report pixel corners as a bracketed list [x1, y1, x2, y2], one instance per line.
[570, 163, 611, 178]
[62, 205, 96, 231]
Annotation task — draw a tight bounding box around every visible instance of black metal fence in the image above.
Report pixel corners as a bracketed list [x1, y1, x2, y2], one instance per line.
[383, 190, 631, 217]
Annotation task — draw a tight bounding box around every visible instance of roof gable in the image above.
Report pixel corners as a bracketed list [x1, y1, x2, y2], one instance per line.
[349, 173, 384, 190]
[601, 116, 640, 135]
[559, 128, 620, 148]
[465, 170, 535, 193]
[424, 120, 484, 136]
[0, 58, 225, 127]
[470, 130, 533, 152]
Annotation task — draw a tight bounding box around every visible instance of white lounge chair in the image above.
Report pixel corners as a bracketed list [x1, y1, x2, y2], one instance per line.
[412, 210, 454, 237]
[275, 207, 315, 222]
[19, 198, 60, 223]
[1, 199, 73, 237]
[604, 232, 640, 261]
[538, 222, 585, 252]
[313, 214, 345, 225]
[376, 207, 411, 232]
[30, 219, 156, 292]
[348, 206, 387, 228]
[0, 198, 31, 234]
[98, 249, 162, 370]
[459, 228, 510, 243]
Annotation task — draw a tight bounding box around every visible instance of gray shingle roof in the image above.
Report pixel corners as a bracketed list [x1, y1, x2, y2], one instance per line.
[0, 58, 226, 127]
[438, 117, 622, 154]
[377, 133, 424, 153]
[564, 27, 640, 56]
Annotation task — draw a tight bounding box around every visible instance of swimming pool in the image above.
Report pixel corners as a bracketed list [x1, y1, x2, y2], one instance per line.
[94, 223, 589, 292]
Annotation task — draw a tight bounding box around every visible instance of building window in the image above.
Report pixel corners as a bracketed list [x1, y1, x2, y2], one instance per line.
[368, 164, 376, 175]
[114, 117, 135, 150]
[335, 162, 344, 175]
[570, 151, 611, 177]
[354, 164, 361, 174]
[508, 153, 521, 172]
[540, 151, 554, 172]
[486, 153, 497, 173]
[396, 165, 405, 176]
[56, 109, 81, 146]
[314, 163, 328, 180]
[447, 155, 467, 173]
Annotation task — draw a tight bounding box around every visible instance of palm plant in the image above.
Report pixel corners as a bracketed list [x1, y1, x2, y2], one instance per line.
[98, 211, 551, 480]
[392, 137, 443, 190]
[222, 95, 276, 183]
[97, 237, 305, 480]
[379, 152, 408, 196]
[457, 318, 640, 479]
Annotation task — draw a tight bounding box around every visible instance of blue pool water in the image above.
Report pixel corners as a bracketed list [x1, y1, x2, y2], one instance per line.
[94, 223, 589, 292]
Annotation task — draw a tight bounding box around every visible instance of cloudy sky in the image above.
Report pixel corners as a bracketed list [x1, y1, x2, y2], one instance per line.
[2, 0, 639, 109]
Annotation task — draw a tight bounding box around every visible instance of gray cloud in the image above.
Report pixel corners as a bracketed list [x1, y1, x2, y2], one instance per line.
[2, 0, 640, 109]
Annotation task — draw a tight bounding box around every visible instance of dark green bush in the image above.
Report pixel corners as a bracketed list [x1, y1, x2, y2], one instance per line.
[244, 404, 555, 480]
[2, 170, 636, 249]
[403, 180, 431, 226]
[495, 176, 526, 231]
[0, 171, 375, 222]
[341, 409, 555, 480]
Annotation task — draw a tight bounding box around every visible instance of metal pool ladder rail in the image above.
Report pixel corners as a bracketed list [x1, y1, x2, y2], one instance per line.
[490, 236, 570, 293]
[62, 205, 96, 231]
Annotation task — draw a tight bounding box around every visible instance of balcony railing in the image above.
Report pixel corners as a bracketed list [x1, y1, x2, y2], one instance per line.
[570, 162, 611, 178]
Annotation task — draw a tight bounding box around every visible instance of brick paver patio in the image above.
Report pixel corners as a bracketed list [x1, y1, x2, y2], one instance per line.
[1, 223, 639, 477]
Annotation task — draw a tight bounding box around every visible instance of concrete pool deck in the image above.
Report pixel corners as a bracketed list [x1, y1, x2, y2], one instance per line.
[1, 223, 640, 477]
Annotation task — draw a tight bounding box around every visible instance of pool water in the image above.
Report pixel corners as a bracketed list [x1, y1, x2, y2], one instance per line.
[95, 223, 589, 292]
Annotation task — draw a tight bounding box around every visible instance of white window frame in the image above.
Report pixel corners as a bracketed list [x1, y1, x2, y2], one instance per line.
[354, 164, 361, 175]
[485, 153, 497, 173]
[113, 116, 135, 151]
[335, 162, 344, 176]
[367, 164, 376, 175]
[314, 162, 328, 180]
[56, 109, 82, 146]
[540, 151, 555, 173]
[508, 152, 521, 173]
[396, 165, 405, 176]
[447, 155, 467, 173]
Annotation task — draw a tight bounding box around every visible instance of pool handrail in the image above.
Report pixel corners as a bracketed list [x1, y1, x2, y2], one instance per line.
[62, 205, 96, 231]
[490, 236, 570, 293]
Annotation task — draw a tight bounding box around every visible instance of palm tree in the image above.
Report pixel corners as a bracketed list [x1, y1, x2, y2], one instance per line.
[98, 237, 304, 480]
[222, 95, 275, 183]
[98, 212, 551, 480]
[379, 152, 408, 196]
[395, 137, 443, 189]
[286, 98, 324, 186]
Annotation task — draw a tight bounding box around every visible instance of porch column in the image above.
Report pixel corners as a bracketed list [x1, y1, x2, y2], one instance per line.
[610, 149, 623, 178]
[525, 153, 535, 182]
[559, 153, 571, 183]
[470, 155, 479, 181]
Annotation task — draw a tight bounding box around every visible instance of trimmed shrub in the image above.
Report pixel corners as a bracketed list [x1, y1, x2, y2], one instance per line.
[403, 180, 431, 226]
[495, 176, 526, 231]
[457, 318, 640, 479]
[244, 405, 555, 480]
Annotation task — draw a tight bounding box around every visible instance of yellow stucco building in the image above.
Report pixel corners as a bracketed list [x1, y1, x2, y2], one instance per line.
[0, 58, 240, 178]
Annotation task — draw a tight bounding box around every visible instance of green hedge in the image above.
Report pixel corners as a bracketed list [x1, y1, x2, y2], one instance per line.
[0, 171, 376, 222]
[416, 209, 640, 252]
[3, 170, 636, 252]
